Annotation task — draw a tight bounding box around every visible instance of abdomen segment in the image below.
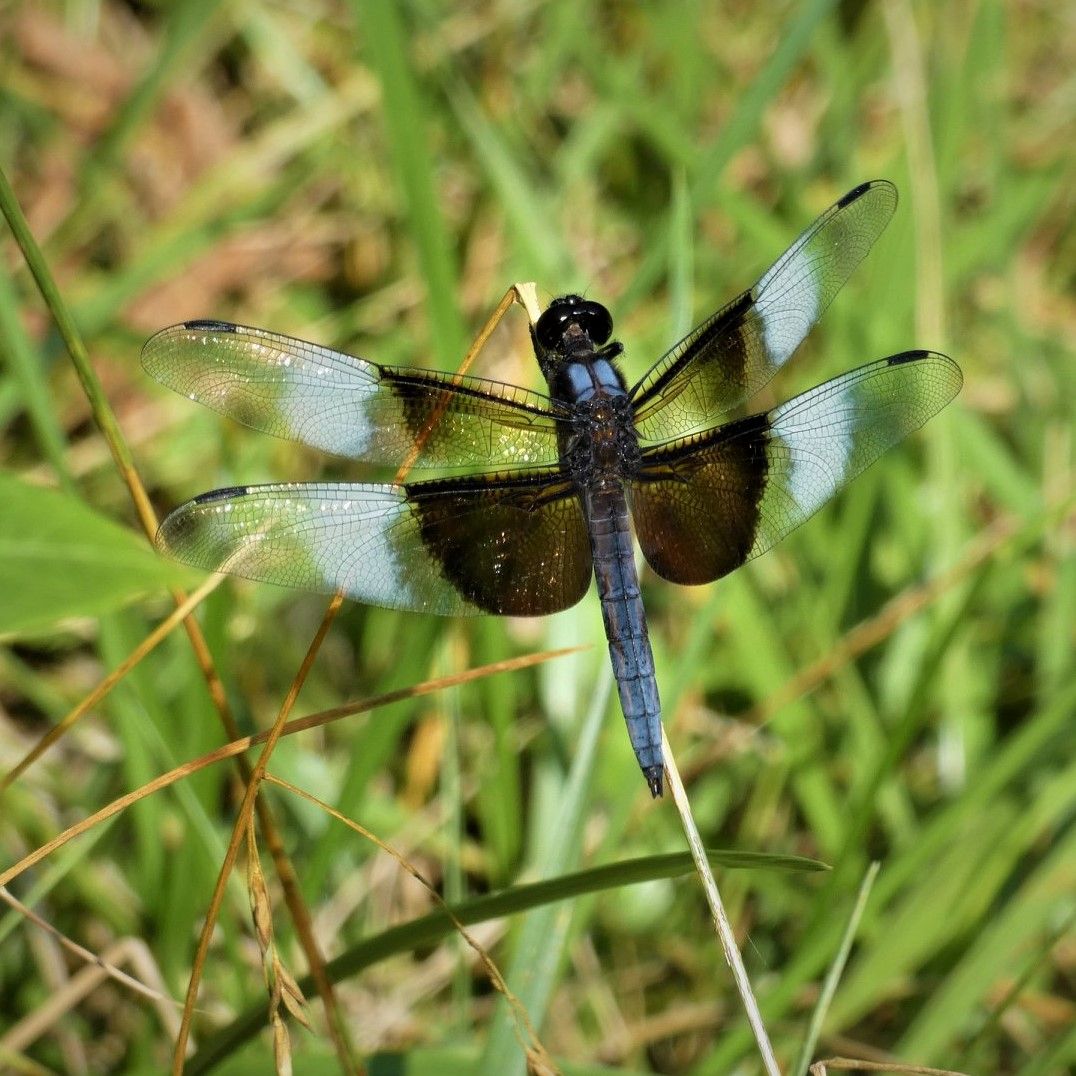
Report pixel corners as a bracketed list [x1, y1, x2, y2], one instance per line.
[584, 486, 664, 796]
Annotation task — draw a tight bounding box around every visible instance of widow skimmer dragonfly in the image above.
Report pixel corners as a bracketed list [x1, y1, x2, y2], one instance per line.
[144, 180, 961, 798]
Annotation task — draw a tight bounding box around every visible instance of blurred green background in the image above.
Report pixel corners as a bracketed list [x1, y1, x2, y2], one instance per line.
[1, 1, 1073, 1073]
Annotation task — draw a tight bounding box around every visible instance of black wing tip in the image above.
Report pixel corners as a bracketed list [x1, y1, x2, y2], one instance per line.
[883, 350, 963, 404]
[837, 178, 897, 209]
[838, 181, 872, 207]
[182, 319, 238, 333]
[887, 349, 932, 365]
[142, 318, 240, 365]
[886, 348, 960, 371]
[645, 767, 664, 798]
[193, 485, 250, 504]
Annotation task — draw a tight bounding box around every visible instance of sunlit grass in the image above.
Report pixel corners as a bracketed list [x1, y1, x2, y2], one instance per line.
[1, 1, 1073, 1074]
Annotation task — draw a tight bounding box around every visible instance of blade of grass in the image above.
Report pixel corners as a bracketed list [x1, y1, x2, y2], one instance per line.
[266, 772, 555, 1070]
[479, 662, 612, 1076]
[172, 593, 354, 1074]
[356, 1, 467, 369]
[0, 265, 72, 492]
[438, 630, 469, 1018]
[0, 574, 223, 788]
[694, 0, 840, 197]
[443, 71, 568, 283]
[0, 648, 584, 891]
[0, 885, 182, 1011]
[704, 652, 1076, 1072]
[0, 933, 187, 1061]
[895, 786, 1076, 1059]
[791, 862, 881, 1076]
[663, 728, 781, 1076]
[0, 165, 157, 534]
[189, 840, 825, 1073]
[54, 0, 226, 248]
[809, 1061, 967, 1075]
[0, 473, 198, 636]
[1016, 1011, 1076, 1076]
[69, 68, 380, 338]
[700, 574, 991, 1071]
[684, 509, 1027, 784]
[0, 159, 353, 1072]
[806, 569, 989, 923]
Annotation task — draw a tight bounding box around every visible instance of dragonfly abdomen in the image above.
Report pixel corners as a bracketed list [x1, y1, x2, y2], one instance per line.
[584, 485, 663, 797]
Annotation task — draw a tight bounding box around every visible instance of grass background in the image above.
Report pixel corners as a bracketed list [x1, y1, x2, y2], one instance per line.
[1, 0, 1073, 1073]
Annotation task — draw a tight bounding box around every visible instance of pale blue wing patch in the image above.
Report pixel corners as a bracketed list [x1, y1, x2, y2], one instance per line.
[142, 321, 562, 468]
[630, 180, 900, 441]
[758, 350, 963, 550]
[157, 483, 482, 615]
[752, 181, 897, 371]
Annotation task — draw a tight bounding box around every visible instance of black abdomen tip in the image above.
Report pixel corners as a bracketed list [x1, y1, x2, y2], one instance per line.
[645, 767, 664, 798]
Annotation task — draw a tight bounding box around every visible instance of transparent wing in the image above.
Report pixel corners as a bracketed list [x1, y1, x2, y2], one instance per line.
[630, 351, 962, 584]
[143, 321, 563, 469]
[630, 180, 899, 441]
[158, 472, 592, 617]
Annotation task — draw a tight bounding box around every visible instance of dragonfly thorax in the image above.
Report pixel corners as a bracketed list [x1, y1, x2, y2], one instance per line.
[563, 377, 640, 487]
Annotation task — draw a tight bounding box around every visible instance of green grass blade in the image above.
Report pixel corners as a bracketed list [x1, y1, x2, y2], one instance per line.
[0, 266, 72, 490]
[791, 862, 880, 1076]
[694, 0, 840, 195]
[55, 0, 226, 245]
[188, 844, 824, 1072]
[0, 472, 196, 636]
[0, 164, 150, 524]
[478, 665, 611, 1075]
[355, 2, 467, 369]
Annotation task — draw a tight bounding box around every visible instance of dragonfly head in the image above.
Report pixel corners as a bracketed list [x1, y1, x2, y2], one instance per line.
[533, 295, 616, 377]
[535, 295, 613, 348]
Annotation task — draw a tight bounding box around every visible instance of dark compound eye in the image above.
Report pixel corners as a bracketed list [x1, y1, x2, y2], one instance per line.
[535, 296, 614, 349]
[576, 300, 613, 344]
[534, 297, 582, 350]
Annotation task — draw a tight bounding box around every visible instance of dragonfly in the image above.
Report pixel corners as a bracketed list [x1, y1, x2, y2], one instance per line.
[143, 180, 962, 798]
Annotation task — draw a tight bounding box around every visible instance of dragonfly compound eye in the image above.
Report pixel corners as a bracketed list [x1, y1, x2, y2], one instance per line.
[536, 296, 613, 349]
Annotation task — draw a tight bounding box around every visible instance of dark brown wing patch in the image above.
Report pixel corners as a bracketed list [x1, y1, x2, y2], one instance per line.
[406, 472, 592, 615]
